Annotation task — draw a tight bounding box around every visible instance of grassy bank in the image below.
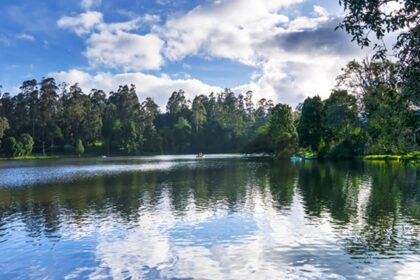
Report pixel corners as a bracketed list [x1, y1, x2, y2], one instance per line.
[364, 151, 420, 161]
[0, 155, 61, 161]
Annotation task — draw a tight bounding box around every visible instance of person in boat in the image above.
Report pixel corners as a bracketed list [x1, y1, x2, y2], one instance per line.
[196, 152, 204, 158]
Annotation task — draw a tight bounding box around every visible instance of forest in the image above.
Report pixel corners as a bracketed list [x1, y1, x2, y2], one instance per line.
[0, 57, 418, 159]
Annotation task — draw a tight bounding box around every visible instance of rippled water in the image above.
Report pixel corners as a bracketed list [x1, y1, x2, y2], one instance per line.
[0, 155, 419, 279]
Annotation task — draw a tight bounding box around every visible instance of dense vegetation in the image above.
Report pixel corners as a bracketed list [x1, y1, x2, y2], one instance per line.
[245, 60, 419, 158]
[0, 82, 274, 156]
[0, 58, 418, 159]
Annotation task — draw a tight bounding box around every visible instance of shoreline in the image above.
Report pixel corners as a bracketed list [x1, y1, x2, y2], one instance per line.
[1, 153, 419, 162]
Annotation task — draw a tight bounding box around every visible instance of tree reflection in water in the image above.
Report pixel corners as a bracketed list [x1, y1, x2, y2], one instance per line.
[0, 157, 418, 279]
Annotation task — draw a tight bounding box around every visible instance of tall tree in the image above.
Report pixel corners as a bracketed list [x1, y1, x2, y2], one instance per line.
[108, 85, 142, 154]
[297, 96, 324, 152]
[267, 104, 298, 158]
[191, 96, 207, 132]
[322, 90, 363, 157]
[20, 80, 39, 140]
[61, 84, 90, 144]
[337, 60, 416, 153]
[166, 90, 188, 115]
[39, 77, 60, 154]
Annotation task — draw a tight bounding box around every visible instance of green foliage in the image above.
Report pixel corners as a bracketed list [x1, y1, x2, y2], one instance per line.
[0, 117, 9, 146]
[337, 0, 420, 107]
[75, 139, 85, 156]
[191, 96, 207, 132]
[166, 90, 188, 114]
[267, 104, 298, 158]
[2, 134, 34, 157]
[0, 68, 416, 158]
[297, 96, 323, 152]
[321, 90, 364, 158]
[3, 137, 19, 157]
[242, 123, 272, 154]
[403, 151, 420, 161]
[19, 133, 34, 156]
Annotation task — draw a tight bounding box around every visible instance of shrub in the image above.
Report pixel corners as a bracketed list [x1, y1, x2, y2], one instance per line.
[3, 137, 22, 157]
[75, 139, 85, 156]
[19, 133, 34, 156]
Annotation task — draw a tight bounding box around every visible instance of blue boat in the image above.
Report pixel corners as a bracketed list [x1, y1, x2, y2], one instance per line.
[290, 155, 302, 162]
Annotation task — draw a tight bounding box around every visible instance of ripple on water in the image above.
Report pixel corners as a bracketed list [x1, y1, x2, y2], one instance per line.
[0, 157, 419, 279]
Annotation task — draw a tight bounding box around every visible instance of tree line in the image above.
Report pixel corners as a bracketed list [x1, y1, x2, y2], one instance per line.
[0, 58, 418, 159]
[0, 80, 274, 157]
[245, 59, 419, 158]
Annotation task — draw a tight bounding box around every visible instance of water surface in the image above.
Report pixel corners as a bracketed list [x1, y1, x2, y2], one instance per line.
[0, 155, 419, 279]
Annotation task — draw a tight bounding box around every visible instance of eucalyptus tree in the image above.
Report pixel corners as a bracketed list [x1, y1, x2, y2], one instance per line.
[39, 77, 60, 154]
[20, 80, 39, 139]
[108, 85, 142, 154]
[61, 84, 90, 144]
[191, 96, 207, 132]
[167, 90, 188, 115]
[141, 97, 161, 153]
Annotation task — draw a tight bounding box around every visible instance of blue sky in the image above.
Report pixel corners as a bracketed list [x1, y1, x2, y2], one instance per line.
[0, 0, 366, 106]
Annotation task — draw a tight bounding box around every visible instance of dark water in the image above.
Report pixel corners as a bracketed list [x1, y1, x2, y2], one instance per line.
[0, 155, 419, 279]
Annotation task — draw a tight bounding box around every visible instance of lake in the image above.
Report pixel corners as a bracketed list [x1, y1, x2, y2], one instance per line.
[0, 155, 419, 279]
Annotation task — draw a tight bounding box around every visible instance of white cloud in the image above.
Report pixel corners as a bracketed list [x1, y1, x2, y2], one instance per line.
[16, 33, 35, 41]
[313, 5, 329, 17]
[49, 69, 222, 107]
[234, 55, 355, 106]
[151, 0, 362, 106]
[80, 0, 102, 10]
[58, 12, 164, 70]
[86, 31, 164, 71]
[157, 0, 296, 64]
[55, 0, 366, 106]
[58, 11, 103, 36]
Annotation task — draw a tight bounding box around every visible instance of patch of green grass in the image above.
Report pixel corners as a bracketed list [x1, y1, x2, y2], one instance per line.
[364, 152, 420, 161]
[364, 154, 402, 161]
[0, 155, 61, 161]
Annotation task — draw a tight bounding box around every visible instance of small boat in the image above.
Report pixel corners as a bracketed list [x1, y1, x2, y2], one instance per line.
[101, 155, 107, 159]
[290, 155, 302, 162]
[196, 153, 205, 159]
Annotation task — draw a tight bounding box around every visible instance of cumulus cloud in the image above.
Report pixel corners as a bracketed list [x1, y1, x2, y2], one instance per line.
[86, 32, 164, 71]
[233, 56, 354, 106]
[157, 0, 295, 64]
[57, 12, 164, 70]
[49, 69, 222, 107]
[153, 1, 363, 105]
[58, 11, 103, 36]
[55, 1, 367, 106]
[155, 1, 364, 105]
